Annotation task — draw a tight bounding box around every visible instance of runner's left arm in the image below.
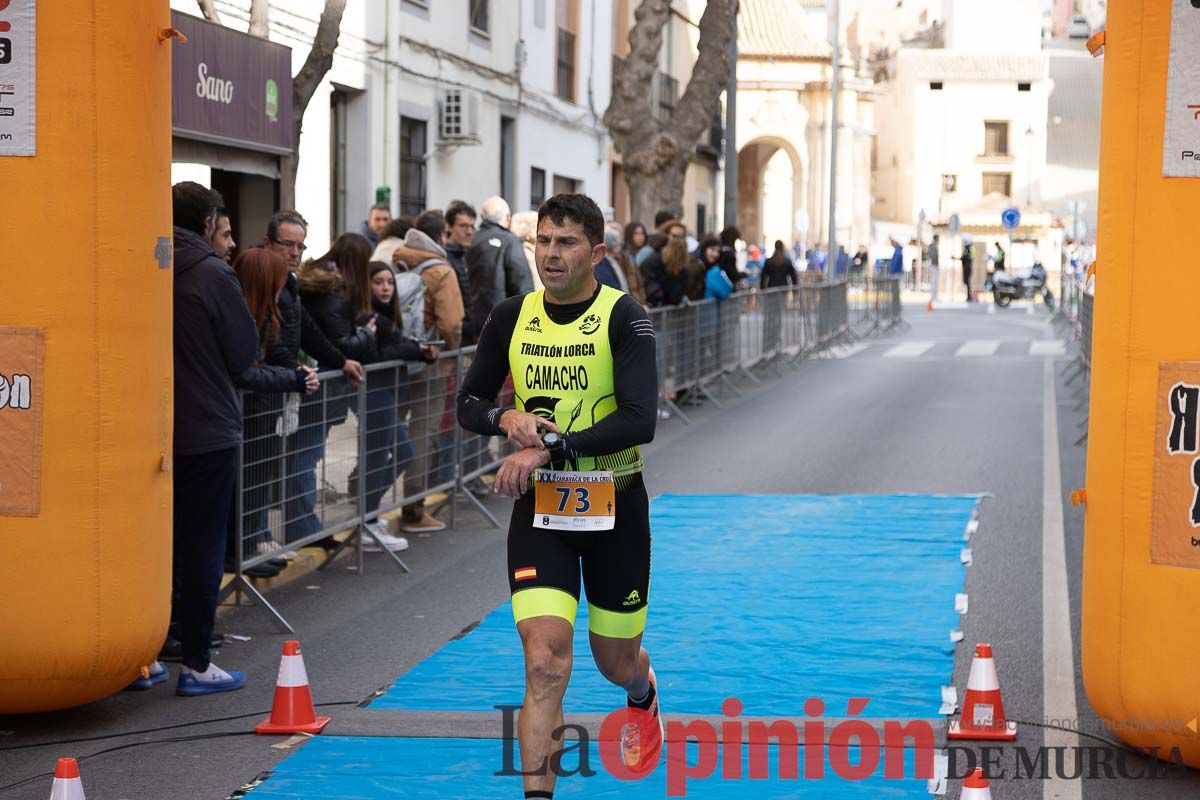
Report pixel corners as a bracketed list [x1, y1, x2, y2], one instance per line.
[559, 296, 658, 460]
[456, 298, 521, 436]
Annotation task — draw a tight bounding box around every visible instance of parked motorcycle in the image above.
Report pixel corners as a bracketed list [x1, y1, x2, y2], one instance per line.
[989, 263, 1055, 310]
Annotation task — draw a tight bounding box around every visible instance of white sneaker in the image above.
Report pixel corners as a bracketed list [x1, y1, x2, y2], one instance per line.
[361, 521, 410, 552]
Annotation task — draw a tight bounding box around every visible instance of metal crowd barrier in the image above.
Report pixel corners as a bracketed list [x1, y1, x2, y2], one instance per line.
[1054, 273, 1094, 445]
[226, 280, 901, 630]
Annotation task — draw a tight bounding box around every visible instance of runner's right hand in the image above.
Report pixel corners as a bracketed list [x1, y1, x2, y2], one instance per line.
[499, 410, 559, 450]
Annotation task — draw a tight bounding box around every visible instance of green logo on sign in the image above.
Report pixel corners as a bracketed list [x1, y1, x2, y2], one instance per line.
[265, 79, 279, 121]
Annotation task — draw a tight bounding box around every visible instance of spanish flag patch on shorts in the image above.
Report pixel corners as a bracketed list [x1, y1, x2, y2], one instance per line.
[514, 566, 538, 582]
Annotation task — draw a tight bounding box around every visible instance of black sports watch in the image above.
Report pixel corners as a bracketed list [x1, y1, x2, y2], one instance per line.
[542, 431, 567, 463]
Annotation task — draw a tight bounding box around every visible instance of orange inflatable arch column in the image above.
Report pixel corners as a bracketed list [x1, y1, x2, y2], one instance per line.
[1084, 0, 1200, 766]
[0, 3, 174, 712]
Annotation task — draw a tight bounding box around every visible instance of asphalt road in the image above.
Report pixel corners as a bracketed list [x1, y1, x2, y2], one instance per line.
[2, 303, 1198, 799]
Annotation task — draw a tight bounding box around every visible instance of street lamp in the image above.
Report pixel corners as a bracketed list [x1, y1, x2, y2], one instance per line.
[1025, 125, 1035, 207]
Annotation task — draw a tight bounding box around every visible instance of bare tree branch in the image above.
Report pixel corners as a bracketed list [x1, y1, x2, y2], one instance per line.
[248, 0, 270, 38]
[670, 0, 735, 148]
[606, 0, 670, 140]
[195, 0, 223, 25]
[279, 0, 348, 209]
[604, 0, 736, 222]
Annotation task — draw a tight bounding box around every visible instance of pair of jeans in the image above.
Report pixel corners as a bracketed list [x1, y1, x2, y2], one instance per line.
[171, 447, 237, 672]
[363, 384, 397, 515]
[283, 384, 350, 543]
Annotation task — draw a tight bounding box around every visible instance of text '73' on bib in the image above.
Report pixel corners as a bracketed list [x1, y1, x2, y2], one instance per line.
[533, 470, 616, 531]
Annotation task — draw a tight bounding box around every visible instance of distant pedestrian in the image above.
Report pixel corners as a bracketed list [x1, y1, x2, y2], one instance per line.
[444, 200, 477, 339]
[760, 240, 796, 290]
[927, 234, 941, 303]
[718, 225, 743, 287]
[992, 240, 1007, 272]
[361, 202, 392, 248]
[509, 211, 544, 291]
[961, 239, 975, 301]
[465, 196, 533, 344]
[888, 238, 904, 276]
[597, 227, 631, 293]
[371, 216, 413, 267]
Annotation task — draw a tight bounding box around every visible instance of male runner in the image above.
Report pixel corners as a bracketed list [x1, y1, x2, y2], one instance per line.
[457, 193, 661, 798]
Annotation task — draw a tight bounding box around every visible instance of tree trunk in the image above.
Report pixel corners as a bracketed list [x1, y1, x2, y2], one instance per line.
[195, 0, 222, 24]
[248, 0, 270, 37]
[605, 0, 736, 227]
[625, 155, 688, 227]
[281, 0, 348, 211]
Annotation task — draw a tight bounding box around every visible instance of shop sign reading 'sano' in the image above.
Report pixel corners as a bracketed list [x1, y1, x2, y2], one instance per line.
[170, 10, 292, 155]
[0, 328, 43, 516]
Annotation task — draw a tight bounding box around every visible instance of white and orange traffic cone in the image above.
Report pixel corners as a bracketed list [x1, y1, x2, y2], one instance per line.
[948, 643, 1017, 741]
[255, 640, 331, 735]
[48, 758, 85, 800]
[960, 767, 993, 798]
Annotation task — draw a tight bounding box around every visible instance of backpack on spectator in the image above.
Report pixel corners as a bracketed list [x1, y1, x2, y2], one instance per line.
[395, 257, 439, 372]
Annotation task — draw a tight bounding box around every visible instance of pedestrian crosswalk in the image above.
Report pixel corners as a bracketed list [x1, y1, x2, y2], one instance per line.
[829, 339, 1071, 360]
[882, 341, 936, 358]
[954, 340, 1002, 357]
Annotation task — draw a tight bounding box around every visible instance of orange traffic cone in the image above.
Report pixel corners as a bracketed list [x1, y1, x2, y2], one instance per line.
[255, 640, 331, 735]
[960, 767, 993, 799]
[49, 758, 85, 800]
[948, 643, 1017, 741]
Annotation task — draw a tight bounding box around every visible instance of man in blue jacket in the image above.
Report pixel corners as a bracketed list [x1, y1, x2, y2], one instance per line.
[170, 182, 264, 696]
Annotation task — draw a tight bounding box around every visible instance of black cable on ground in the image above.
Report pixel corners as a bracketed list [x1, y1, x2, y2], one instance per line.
[0, 700, 360, 753]
[1005, 718, 1137, 751]
[0, 731, 257, 795]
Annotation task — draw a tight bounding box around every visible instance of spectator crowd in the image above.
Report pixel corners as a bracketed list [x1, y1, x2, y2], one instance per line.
[164, 178, 824, 697]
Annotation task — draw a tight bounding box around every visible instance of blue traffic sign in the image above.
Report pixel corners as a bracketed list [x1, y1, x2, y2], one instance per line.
[1001, 207, 1021, 231]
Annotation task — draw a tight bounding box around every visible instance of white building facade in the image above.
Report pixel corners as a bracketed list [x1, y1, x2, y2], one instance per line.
[873, 0, 1058, 277]
[169, 0, 612, 253]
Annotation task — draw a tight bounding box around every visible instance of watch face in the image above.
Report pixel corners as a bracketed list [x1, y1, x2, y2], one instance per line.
[543, 432, 561, 445]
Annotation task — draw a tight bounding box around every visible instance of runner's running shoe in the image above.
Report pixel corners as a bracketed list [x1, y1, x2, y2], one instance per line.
[621, 666, 663, 771]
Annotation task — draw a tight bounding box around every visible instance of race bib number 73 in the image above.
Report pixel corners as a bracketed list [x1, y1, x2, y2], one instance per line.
[533, 470, 616, 531]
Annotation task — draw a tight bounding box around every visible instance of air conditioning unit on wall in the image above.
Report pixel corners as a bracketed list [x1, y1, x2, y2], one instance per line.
[437, 88, 482, 148]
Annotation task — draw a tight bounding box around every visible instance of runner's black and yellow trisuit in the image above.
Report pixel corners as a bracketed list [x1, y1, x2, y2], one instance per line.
[457, 283, 658, 637]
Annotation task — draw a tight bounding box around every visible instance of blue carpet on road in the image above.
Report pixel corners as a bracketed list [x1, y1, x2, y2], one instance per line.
[250, 735, 931, 799]
[255, 495, 975, 799]
[373, 494, 979, 719]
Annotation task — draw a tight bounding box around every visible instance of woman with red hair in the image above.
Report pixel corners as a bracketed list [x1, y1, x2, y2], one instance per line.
[228, 248, 319, 577]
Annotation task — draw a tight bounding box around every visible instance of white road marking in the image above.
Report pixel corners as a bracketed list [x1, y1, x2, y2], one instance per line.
[954, 340, 1001, 357]
[882, 341, 935, 358]
[1043, 358, 1082, 800]
[1030, 340, 1067, 357]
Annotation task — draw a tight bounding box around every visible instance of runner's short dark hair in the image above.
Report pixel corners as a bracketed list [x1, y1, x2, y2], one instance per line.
[537, 194, 605, 248]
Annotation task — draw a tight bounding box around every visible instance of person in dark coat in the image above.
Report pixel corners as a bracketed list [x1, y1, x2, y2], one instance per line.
[639, 233, 670, 307]
[170, 182, 309, 696]
[287, 234, 379, 545]
[718, 225, 744, 287]
[227, 248, 320, 578]
[444, 200, 477, 340]
[760, 240, 797, 290]
[358, 262, 440, 553]
[465, 196, 533, 345]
